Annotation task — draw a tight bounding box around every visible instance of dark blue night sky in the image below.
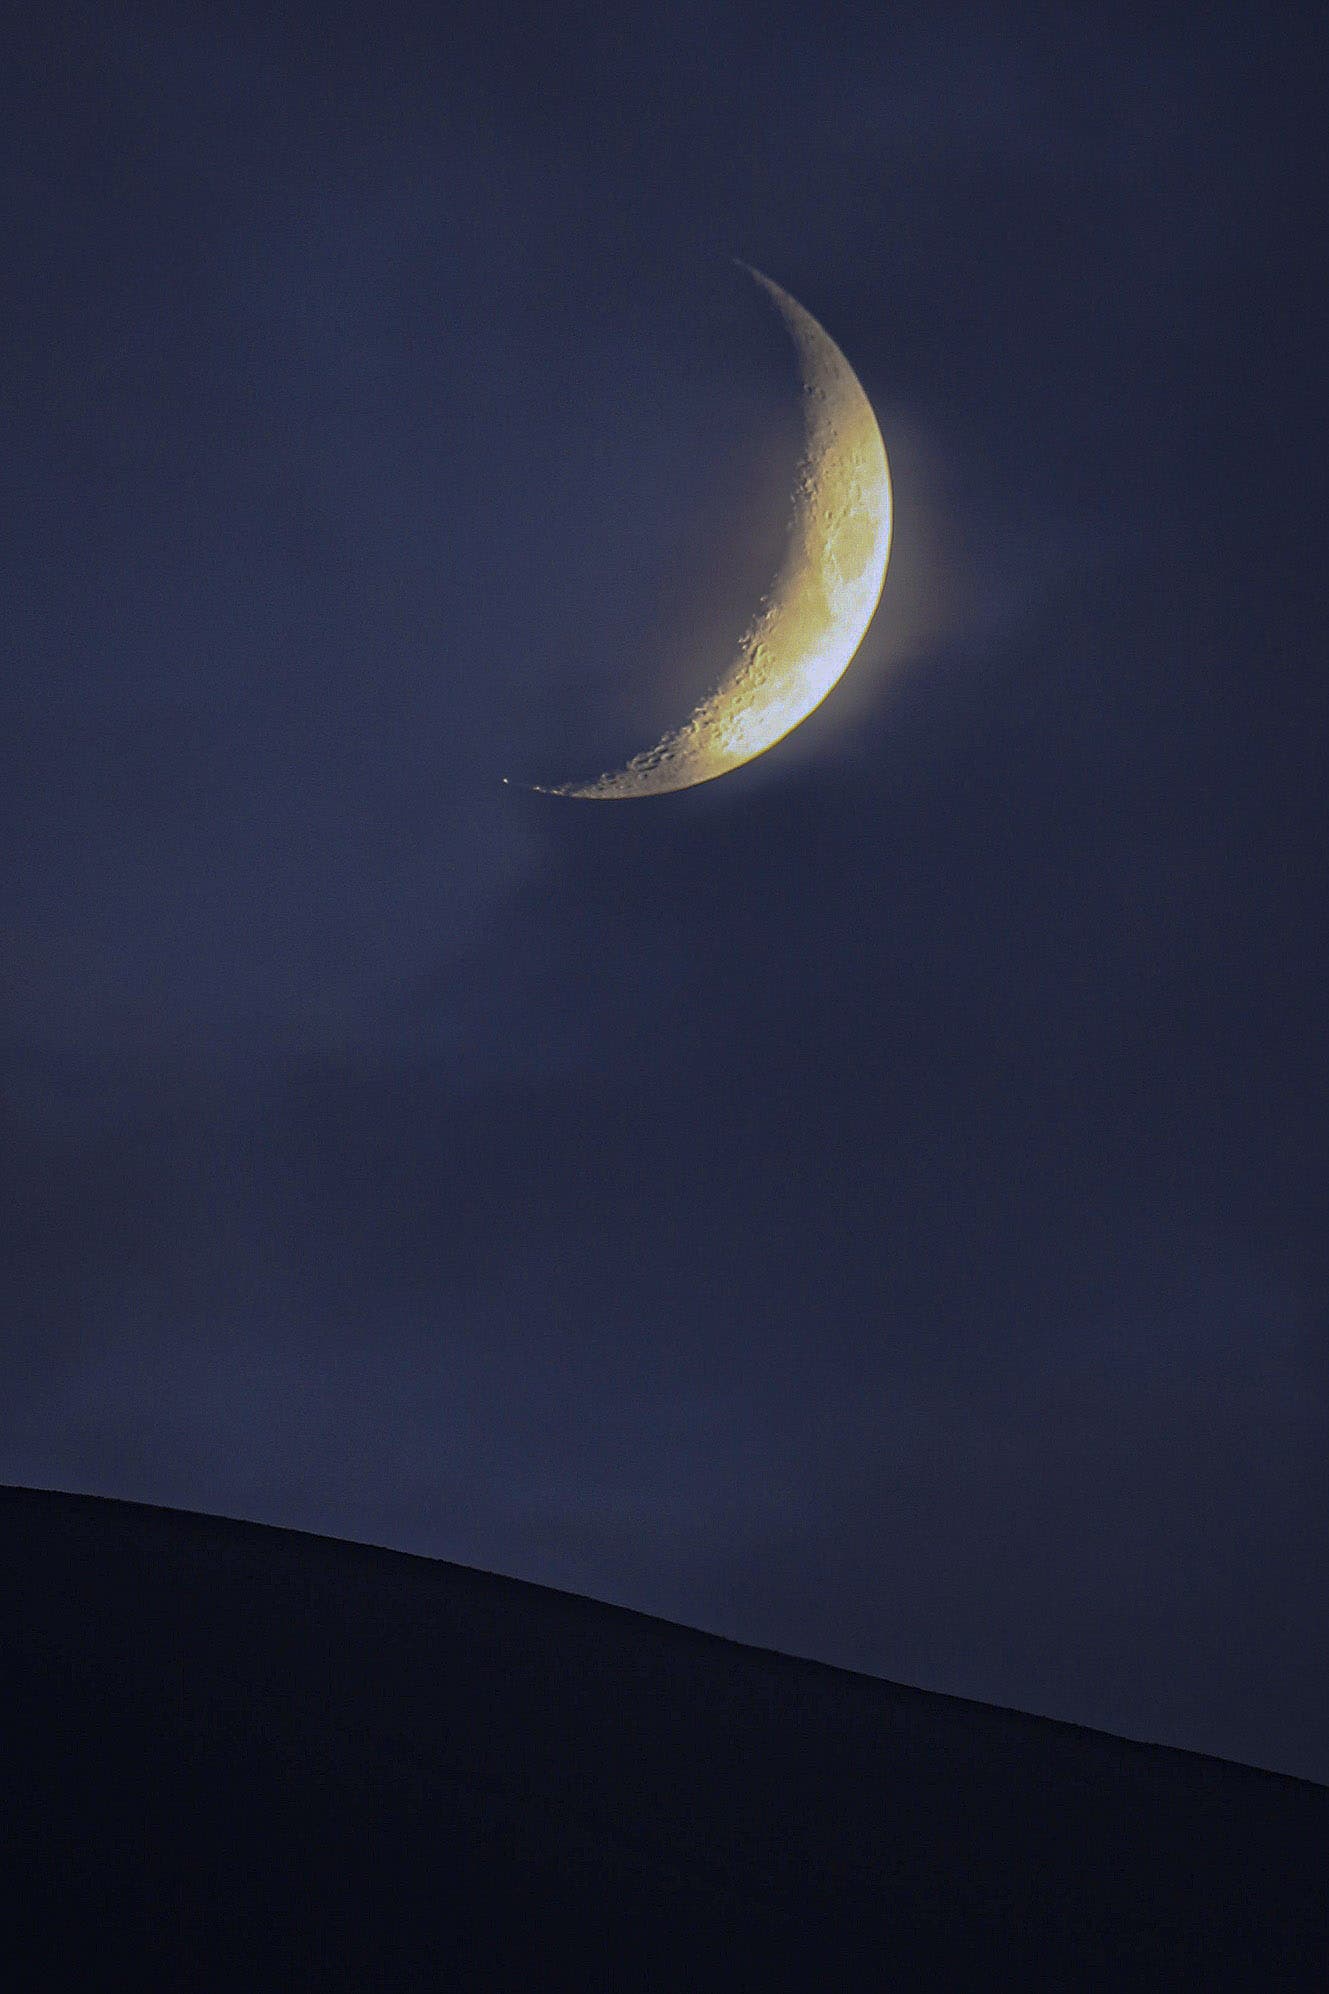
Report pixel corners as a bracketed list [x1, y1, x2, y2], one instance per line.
[4, 4, 1325, 1779]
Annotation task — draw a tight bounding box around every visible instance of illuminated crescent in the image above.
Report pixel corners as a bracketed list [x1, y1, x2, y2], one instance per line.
[533, 265, 892, 798]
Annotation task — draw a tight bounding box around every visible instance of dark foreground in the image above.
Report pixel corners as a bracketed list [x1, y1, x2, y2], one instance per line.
[3, 1486, 1324, 1989]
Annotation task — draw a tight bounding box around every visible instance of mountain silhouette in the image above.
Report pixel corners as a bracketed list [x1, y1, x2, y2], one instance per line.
[4, 1484, 1324, 1988]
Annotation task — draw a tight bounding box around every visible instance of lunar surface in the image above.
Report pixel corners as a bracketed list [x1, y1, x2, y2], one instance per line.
[536, 265, 892, 798]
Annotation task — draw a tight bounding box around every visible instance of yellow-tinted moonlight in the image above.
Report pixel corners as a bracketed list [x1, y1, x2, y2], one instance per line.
[539, 266, 892, 798]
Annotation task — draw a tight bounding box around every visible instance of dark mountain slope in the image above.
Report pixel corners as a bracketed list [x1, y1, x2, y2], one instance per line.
[3, 1484, 1324, 1989]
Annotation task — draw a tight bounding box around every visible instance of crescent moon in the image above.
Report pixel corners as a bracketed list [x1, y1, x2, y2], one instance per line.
[534, 266, 892, 799]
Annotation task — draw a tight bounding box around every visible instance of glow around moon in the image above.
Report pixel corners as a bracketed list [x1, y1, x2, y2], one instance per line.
[535, 266, 892, 798]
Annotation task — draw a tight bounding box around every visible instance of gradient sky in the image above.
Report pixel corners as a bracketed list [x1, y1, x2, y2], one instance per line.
[4, 3, 1326, 1779]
